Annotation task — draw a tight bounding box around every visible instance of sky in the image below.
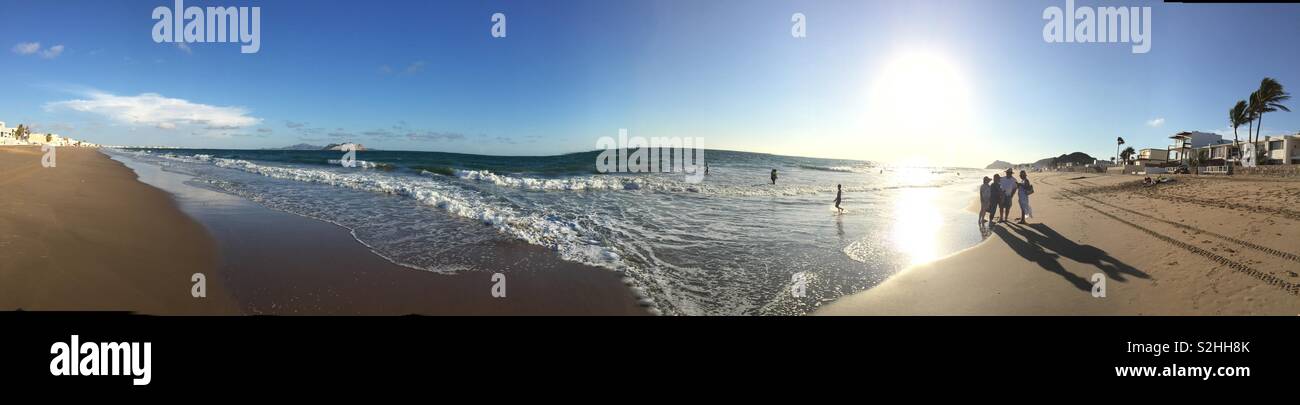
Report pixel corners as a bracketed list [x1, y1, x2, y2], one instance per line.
[1, 0, 1298, 168]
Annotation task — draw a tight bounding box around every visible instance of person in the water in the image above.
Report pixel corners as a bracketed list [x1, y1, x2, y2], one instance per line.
[770, 169, 778, 185]
[833, 184, 844, 213]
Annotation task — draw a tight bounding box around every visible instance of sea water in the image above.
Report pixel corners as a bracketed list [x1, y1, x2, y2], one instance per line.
[106, 148, 985, 315]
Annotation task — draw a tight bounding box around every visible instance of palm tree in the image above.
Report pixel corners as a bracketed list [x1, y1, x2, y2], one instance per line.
[1251, 77, 1291, 152]
[1246, 93, 1257, 147]
[1116, 137, 1125, 166]
[14, 124, 28, 142]
[1229, 100, 1249, 161]
[1120, 146, 1136, 165]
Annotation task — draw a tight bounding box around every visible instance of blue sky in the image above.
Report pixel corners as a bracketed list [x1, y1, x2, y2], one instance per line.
[1, 0, 1297, 167]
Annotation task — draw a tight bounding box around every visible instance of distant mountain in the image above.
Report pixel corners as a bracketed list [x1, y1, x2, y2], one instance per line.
[268, 143, 324, 150]
[1044, 152, 1096, 167]
[267, 143, 368, 151]
[987, 152, 1097, 170]
[323, 143, 366, 151]
[984, 160, 1013, 170]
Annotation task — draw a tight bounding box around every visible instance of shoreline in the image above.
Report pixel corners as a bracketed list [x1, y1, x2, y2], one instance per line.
[1, 146, 646, 315]
[0, 146, 236, 314]
[7, 145, 1298, 316]
[818, 171, 1300, 315]
[113, 149, 650, 315]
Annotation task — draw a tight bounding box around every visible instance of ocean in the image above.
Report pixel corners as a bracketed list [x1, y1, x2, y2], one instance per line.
[105, 148, 985, 315]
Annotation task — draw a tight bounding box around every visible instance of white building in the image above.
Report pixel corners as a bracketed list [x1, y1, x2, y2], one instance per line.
[1135, 148, 1169, 166]
[1181, 132, 1300, 165]
[1168, 131, 1229, 161]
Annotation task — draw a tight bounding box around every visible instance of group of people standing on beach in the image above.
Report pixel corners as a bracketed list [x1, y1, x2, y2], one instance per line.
[980, 168, 1033, 224]
[759, 166, 1030, 220]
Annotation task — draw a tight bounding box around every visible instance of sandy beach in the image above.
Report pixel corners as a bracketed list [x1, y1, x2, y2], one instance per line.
[0, 147, 646, 315]
[6, 146, 1298, 316]
[0, 146, 235, 314]
[819, 171, 1300, 315]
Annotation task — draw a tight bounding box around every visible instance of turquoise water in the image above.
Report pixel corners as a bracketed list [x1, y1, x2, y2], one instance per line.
[110, 147, 985, 315]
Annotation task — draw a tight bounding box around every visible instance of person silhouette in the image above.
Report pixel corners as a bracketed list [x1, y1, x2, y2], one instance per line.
[833, 184, 844, 213]
[770, 169, 778, 185]
[1017, 170, 1034, 223]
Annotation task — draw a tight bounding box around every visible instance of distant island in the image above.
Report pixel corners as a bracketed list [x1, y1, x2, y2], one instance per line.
[267, 143, 368, 151]
[985, 152, 1097, 170]
[984, 160, 1013, 170]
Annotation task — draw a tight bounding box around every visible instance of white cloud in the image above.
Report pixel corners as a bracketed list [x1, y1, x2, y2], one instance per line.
[46, 91, 261, 130]
[404, 61, 426, 75]
[12, 42, 40, 54]
[1146, 118, 1165, 127]
[40, 45, 64, 59]
[12, 42, 64, 58]
[177, 43, 192, 54]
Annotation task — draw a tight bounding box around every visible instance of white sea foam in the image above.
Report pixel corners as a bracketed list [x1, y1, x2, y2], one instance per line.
[108, 148, 979, 316]
[326, 159, 385, 169]
[450, 168, 931, 197]
[797, 164, 865, 173]
[134, 151, 625, 270]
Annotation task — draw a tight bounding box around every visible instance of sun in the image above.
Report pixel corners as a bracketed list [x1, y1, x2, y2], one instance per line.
[863, 50, 975, 166]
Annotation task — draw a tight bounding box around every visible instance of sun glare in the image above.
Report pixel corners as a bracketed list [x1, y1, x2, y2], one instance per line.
[864, 50, 975, 166]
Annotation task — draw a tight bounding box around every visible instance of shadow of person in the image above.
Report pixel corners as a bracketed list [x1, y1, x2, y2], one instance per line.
[991, 225, 1093, 292]
[1010, 223, 1150, 282]
[978, 221, 992, 241]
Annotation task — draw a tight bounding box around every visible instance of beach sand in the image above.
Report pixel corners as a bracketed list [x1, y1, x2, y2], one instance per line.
[1, 147, 646, 315]
[819, 171, 1300, 315]
[0, 146, 235, 314]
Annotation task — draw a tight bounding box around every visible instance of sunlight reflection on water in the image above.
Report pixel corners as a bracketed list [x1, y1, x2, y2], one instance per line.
[891, 187, 944, 266]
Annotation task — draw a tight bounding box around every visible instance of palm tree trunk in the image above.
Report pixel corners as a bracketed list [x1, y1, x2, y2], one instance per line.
[1232, 127, 1239, 162]
[1248, 119, 1254, 147]
[1257, 113, 1264, 141]
[1257, 113, 1266, 163]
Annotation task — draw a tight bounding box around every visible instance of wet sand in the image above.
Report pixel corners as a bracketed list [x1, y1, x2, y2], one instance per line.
[819, 171, 1300, 315]
[0, 146, 235, 314]
[1, 146, 645, 315]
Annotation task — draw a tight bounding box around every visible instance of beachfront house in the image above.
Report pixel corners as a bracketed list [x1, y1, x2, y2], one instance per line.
[1231, 133, 1300, 165]
[1201, 143, 1234, 165]
[1178, 133, 1300, 166]
[1168, 131, 1229, 162]
[1135, 148, 1169, 166]
[0, 122, 19, 145]
[1262, 134, 1300, 164]
[25, 133, 61, 145]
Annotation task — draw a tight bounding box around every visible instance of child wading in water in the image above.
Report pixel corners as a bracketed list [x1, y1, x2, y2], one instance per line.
[833, 184, 844, 213]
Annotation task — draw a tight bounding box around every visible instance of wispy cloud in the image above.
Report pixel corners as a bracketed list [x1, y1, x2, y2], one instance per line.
[406, 130, 465, 142]
[12, 42, 40, 55]
[40, 45, 64, 59]
[1146, 118, 1165, 127]
[46, 90, 261, 130]
[177, 43, 193, 55]
[404, 61, 426, 75]
[12, 42, 64, 58]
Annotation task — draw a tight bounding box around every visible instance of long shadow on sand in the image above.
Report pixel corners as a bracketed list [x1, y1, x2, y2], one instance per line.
[991, 222, 1149, 292]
